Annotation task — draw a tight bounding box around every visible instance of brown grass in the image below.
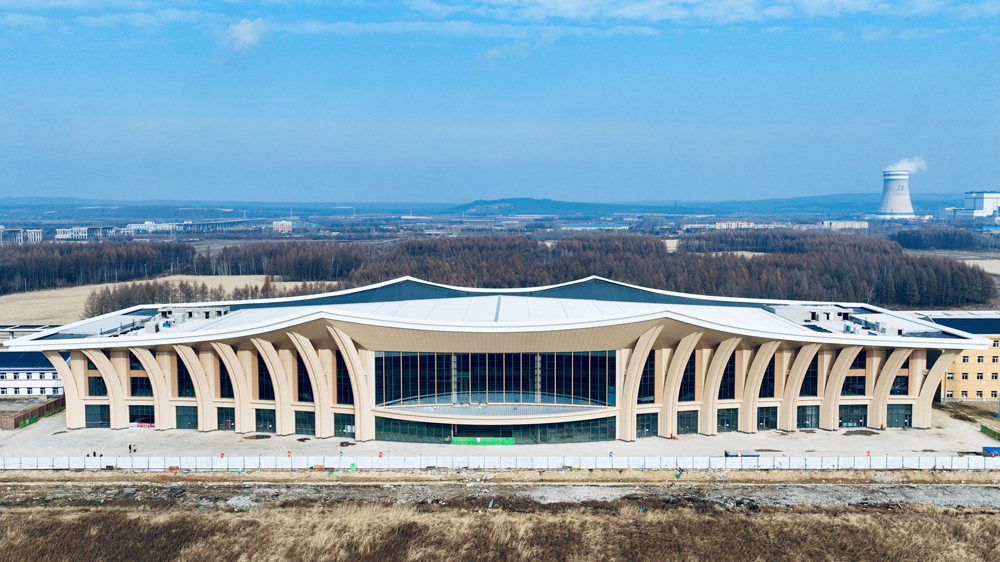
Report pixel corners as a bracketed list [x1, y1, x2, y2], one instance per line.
[1, 501, 999, 561]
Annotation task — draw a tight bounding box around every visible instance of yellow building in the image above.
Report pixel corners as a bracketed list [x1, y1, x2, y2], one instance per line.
[920, 312, 1000, 402]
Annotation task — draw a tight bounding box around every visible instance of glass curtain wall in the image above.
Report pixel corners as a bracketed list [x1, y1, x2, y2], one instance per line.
[373, 351, 616, 407]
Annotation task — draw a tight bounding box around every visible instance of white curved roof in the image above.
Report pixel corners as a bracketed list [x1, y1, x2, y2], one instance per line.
[3, 276, 988, 351]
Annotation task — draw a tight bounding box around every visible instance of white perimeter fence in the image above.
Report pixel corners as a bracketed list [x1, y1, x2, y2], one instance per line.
[1, 455, 999, 472]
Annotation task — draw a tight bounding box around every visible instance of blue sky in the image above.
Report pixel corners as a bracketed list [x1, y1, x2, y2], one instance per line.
[0, 1, 997, 203]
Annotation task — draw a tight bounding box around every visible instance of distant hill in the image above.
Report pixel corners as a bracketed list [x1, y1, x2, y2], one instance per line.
[450, 193, 965, 217]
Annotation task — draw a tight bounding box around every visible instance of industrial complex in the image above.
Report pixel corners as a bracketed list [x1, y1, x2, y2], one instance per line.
[2, 277, 988, 444]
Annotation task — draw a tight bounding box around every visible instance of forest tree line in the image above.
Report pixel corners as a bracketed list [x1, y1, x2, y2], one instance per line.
[83, 278, 338, 318]
[0, 241, 193, 295]
[72, 233, 997, 313]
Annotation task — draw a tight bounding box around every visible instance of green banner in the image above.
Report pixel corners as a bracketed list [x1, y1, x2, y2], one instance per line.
[451, 437, 515, 445]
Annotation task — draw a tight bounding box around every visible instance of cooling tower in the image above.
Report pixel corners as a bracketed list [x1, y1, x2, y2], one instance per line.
[876, 170, 915, 218]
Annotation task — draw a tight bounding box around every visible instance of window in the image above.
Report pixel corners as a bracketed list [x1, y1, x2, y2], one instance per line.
[963, 356, 969, 363]
[717, 408, 738, 433]
[946, 373, 955, 380]
[994, 357, 999, 363]
[294, 411, 315, 435]
[962, 391, 968, 398]
[13, 374, 18, 380]
[978, 373, 985, 380]
[296, 355, 314, 403]
[993, 391, 998, 398]
[255, 408, 276, 433]
[718, 355, 736, 401]
[977, 391, 984, 398]
[128, 405, 154, 425]
[636, 413, 658, 438]
[87, 359, 97, 371]
[176, 359, 195, 398]
[759, 358, 775, 399]
[258, 354, 275, 401]
[637, 352, 656, 404]
[678, 355, 696, 402]
[677, 411, 699, 435]
[757, 407, 778, 431]
[129, 353, 145, 371]
[88, 376, 107, 397]
[886, 404, 911, 428]
[946, 390, 954, 398]
[993, 373, 998, 380]
[130, 376, 153, 397]
[334, 413, 355, 438]
[85, 405, 110, 428]
[797, 405, 819, 429]
[219, 360, 234, 399]
[176, 406, 198, 429]
[850, 349, 866, 370]
[890, 375, 909, 395]
[979, 356, 985, 363]
[962, 373, 969, 380]
[800, 356, 818, 397]
[842, 376, 866, 396]
[838, 404, 868, 428]
[336, 351, 354, 405]
[218, 407, 236, 431]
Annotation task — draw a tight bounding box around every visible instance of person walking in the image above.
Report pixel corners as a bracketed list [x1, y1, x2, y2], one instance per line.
[128, 444, 133, 454]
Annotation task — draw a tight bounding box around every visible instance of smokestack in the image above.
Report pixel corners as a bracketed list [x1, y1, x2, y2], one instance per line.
[877, 170, 915, 218]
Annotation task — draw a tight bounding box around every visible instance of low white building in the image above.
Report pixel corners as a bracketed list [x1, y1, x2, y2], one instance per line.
[0, 352, 64, 397]
[822, 221, 869, 230]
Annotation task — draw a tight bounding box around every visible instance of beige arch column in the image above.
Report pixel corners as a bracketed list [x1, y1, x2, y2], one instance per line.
[619, 324, 664, 442]
[288, 331, 334, 438]
[81, 349, 128, 429]
[44, 351, 84, 429]
[327, 325, 374, 441]
[778, 344, 822, 431]
[174, 345, 215, 432]
[914, 350, 957, 428]
[819, 346, 864, 430]
[658, 332, 703, 438]
[129, 348, 171, 430]
[211, 342, 253, 433]
[251, 338, 294, 436]
[699, 338, 742, 436]
[738, 341, 781, 433]
[869, 348, 914, 429]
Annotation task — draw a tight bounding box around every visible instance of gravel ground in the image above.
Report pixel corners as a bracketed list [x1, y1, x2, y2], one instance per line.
[4, 478, 1000, 510]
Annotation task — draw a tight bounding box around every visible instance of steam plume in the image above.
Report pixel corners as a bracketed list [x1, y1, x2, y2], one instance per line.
[885, 156, 928, 174]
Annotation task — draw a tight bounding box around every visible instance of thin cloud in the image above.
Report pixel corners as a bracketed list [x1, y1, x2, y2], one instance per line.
[221, 17, 266, 52]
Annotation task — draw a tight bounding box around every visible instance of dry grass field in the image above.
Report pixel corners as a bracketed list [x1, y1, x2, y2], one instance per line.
[1, 500, 999, 562]
[0, 276, 300, 325]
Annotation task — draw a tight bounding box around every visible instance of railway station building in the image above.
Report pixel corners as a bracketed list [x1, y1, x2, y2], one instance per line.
[3, 277, 988, 443]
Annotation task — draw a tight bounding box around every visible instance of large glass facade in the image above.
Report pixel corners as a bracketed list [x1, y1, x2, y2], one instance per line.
[717, 408, 738, 433]
[797, 405, 819, 429]
[217, 407, 236, 430]
[887, 404, 912, 428]
[757, 406, 777, 430]
[176, 406, 197, 429]
[373, 416, 617, 444]
[373, 351, 616, 407]
[88, 376, 107, 397]
[677, 411, 699, 434]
